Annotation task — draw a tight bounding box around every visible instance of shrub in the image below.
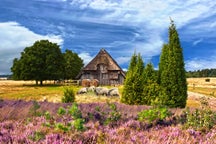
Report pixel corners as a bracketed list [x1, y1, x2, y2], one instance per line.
[73, 118, 85, 131]
[28, 101, 42, 116]
[138, 106, 171, 124]
[184, 98, 216, 132]
[57, 107, 66, 115]
[68, 103, 82, 119]
[105, 102, 121, 125]
[62, 87, 75, 103]
[28, 131, 46, 142]
[55, 123, 70, 132]
[91, 102, 121, 125]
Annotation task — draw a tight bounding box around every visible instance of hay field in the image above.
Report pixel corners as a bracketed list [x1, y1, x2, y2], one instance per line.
[187, 77, 216, 88]
[0, 80, 120, 103]
[187, 78, 216, 97]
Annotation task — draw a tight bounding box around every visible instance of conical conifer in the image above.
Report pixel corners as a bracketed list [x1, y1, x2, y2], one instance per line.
[143, 63, 160, 105]
[159, 20, 187, 108]
[121, 53, 144, 105]
[121, 53, 137, 104]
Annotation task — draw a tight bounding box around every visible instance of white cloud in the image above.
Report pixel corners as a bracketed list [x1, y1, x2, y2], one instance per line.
[0, 21, 63, 74]
[72, 0, 216, 28]
[115, 56, 130, 65]
[193, 38, 203, 46]
[78, 52, 94, 65]
[185, 56, 216, 71]
[69, 0, 216, 60]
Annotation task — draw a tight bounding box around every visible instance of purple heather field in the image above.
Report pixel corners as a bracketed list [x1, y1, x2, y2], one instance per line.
[0, 100, 216, 144]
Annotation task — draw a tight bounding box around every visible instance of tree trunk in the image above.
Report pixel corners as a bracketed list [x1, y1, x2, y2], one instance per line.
[36, 80, 38, 85]
[40, 80, 43, 85]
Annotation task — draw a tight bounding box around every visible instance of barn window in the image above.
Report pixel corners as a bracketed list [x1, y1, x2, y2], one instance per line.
[102, 73, 108, 79]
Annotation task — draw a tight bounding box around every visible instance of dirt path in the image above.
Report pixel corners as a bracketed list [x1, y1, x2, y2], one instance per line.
[188, 91, 216, 110]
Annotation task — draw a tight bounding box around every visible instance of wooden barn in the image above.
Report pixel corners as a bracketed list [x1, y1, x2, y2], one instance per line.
[76, 48, 125, 85]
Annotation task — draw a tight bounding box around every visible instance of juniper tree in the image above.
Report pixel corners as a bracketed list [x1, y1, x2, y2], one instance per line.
[142, 63, 160, 105]
[159, 20, 187, 108]
[133, 53, 145, 104]
[121, 53, 144, 105]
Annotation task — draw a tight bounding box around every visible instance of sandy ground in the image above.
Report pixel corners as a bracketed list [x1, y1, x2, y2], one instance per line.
[188, 91, 216, 110]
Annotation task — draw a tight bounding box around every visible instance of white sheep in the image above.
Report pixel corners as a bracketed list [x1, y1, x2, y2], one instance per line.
[108, 88, 119, 96]
[77, 87, 88, 94]
[95, 87, 109, 96]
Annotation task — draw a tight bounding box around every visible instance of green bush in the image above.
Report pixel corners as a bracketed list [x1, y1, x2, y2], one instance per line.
[73, 118, 85, 131]
[105, 102, 121, 125]
[68, 103, 82, 119]
[62, 87, 75, 103]
[184, 99, 216, 132]
[28, 131, 45, 142]
[55, 123, 70, 132]
[138, 106, 171, 124]
[57, 107, 66, 115]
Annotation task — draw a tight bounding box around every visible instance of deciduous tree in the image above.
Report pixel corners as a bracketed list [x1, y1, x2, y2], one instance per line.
[11, 40, 64, 85]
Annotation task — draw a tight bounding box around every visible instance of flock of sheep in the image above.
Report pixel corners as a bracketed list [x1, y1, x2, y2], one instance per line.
[77, 86, 120, 96]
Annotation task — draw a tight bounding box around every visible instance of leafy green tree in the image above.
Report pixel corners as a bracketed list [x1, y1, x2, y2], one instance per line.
[121, 53, 144, 105]
[142, 63, 160, 105]
[11, 40, 64, 85]
[159, 20, 187, 108]
[11, 58, 22, 80]
[63, 49, 84, 80]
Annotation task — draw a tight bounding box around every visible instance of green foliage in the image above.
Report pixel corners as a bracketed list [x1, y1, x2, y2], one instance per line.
[158, 20, 187, 108]
[73, 118, 85, 131]
[68, 103, 82, 119]
[184, 98, 216, 132]
[11, 40, 64, 85]
[42, 103, 85, 132]
[186, 68, 216, 78]
[62, 87, 75, 103]
[28, 101, 42, 116]
[121, 53, 144, 105]
[142, 63, 160, 105]
[104, 102, 121, 125]
[57, 107, 66, 115]
[63, 49, 84, 80]
[55, 123, 70, 132]
[92, 102, 121, 125]
[29, 131, 46, 142]
[44, 111, 51, 120]
[138, 106, 171, 124]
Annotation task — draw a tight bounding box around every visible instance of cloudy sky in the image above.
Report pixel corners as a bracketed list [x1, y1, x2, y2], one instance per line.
[0, 0, 216, 74]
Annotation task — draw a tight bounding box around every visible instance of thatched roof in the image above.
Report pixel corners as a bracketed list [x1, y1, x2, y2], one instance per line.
[76, 48, 125, 79]
[83, 48, 123, 71]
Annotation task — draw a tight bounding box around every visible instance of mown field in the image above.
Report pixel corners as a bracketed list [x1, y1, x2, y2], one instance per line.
[0, 79, 216, 143]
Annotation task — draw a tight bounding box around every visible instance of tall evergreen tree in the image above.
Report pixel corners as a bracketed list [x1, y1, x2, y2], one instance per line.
[143, 63, 160, 105]
[121, 53, 144, 105]
[121, 53, 137, 104]
[133, 53, 145, 104]
[158, 44, 169, 84]
[159, 20, 187, 108]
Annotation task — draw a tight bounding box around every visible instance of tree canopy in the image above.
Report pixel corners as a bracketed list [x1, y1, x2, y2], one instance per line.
[11, 40, 83, 85]
[63, 49, 84, 80]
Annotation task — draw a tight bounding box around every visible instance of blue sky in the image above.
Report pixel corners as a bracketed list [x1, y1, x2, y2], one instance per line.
[0, 0, 216, 75]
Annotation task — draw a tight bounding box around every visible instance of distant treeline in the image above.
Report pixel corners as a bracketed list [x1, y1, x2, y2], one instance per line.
[186, 69, 216, 78]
